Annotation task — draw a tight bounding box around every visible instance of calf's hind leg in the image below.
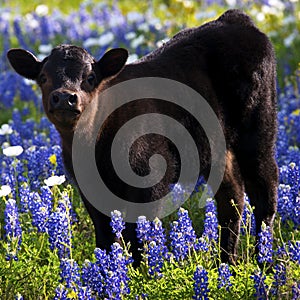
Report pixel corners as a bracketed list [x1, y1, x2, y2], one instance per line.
[242, 156, 278, 241]
[214, 150, 245, 264]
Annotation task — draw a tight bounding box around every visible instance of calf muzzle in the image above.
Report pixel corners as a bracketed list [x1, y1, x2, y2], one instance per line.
[49, 91, 78, 112]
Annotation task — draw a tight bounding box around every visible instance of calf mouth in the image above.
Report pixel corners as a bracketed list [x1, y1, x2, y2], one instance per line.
[49, 109, 81, 125]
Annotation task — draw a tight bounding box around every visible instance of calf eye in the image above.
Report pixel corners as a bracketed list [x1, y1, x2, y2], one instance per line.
[87, 74, 96, 87]
[39, 74, 47, 84]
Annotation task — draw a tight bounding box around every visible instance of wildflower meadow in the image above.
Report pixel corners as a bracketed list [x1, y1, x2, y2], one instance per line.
[0, 0, 300, 299]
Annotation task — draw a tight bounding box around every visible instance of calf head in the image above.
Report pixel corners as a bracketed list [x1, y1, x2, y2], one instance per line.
[7, 45, 128, 132]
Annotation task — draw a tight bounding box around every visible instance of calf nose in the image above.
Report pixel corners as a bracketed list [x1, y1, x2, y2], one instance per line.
[50, 91, 78, 110]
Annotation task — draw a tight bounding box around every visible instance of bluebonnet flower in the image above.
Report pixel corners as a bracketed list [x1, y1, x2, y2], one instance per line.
[288, 241, 300, 263]
[203, 198, 218, 242]
[241, 194, 256, 236]
[49, 126, 62, 147]
[82, 259, 104, 296]
[136, 215, 167, 248]
[0, 72, 18, 108]
[40, 185, 53, 210]
[13, 18, 30, 50]
[110, 210, 125, 239]
[59, 258, 81, 289]
[217, 263, 232, 291]
[14, 293, 23, 300]
[82, 243, 131, 299]
[53, 284, 68, 300]
[251, 270, 268, 300]
[48, 193, 73, 258]
[147, 240, 165, 277]
[171, 183, 185, 206]
[4, 198, 22, 260]
[292, 282, 300, 300]
[19, 183, 30, 213]
[137, 216, 168, 276]
[28, 191, 50, 233]
[193, 265, 210, 300]
[151, 217, 167, 246]
[258, 222, 273, 264]
[169, 207, 196, 261]
[271, 262, 286, 295]
[77, 286, 95, 300]
[277, 183, 294, 224]
[136, 215, 151, 242]
[194, 236, 209, 252]
[106, 242, 132, 299]
[9, 133, 23, 148]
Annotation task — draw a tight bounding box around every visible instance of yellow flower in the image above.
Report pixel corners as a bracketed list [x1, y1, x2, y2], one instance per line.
[292, 108, 300, 116]
[49, 154, 57, 166]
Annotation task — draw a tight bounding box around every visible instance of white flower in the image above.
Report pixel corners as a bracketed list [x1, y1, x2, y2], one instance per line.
[138, 23, 149, 32]
[44, 175, 66, 187]
[38, 44, 52, 54]
[126, 54, 139, 64]
[282, 15, 295, 25]
[130, 35, 145, 49]
[0, 185, 11, 197]
[127, 12, 143, 23]
[125, 32, 137, 40]
[195, 11, 217, 20]
[108, 14, 124, 27]
[268, 0, 285, 11]
[24, 78, 35, 85]
[35, 4, 49, 16]
[83, 37, 100, 48]
[225, 0, 237, 6]
[37, 54, 47, 61]
[3, 145, 24, 157]
[256, 12, 265, 22]
[284, 31, 297, 47]
[25, 13, 39, 29]
[98, 32, 114, 47]
[0, 124, 13, 135]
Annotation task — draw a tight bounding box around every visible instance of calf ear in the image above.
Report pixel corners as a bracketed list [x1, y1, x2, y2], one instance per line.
[7, 49, 41, 80]
[97, 48, 128, 79]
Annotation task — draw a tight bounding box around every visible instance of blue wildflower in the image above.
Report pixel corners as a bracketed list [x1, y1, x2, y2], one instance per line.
[147, 240, 165, 277]
[4, 198, 22, 260]
[193, 265, 210, 300]
[292, 282, 300, 300]
[136, 215, 151, 243]
[53, 284, 68, 300]
[19, 182, 30, 213]
[169, 207, 196, 261]
[251, 270, 268, 300]
[271, 262, 286, 295]
[77, 286, 95, 300]
[217, 263, 232, 291]
[110, 210, 125, 239]
[48, 193, 73, 258]
[59, 258, 81, 289]
[194, 236, 209, 252]
[81, 259, 104, 296]
[105, 242, 132, 299]
[14, 293, 23, 300]
[241, 195, 256, 236]
[203, 198, 218, 242]
[288, 241, 300, 264]
[258, 222, 273, 264]
[28, 190, 51, 233]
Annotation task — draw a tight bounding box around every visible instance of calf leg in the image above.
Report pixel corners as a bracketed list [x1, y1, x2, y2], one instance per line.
[81, 194, 142, 266]
[214, 150, 245, 264]
[242, 157, 278, 242]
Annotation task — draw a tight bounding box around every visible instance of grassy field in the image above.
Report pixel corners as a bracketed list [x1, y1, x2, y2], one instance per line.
[0, 0, 300, 299]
